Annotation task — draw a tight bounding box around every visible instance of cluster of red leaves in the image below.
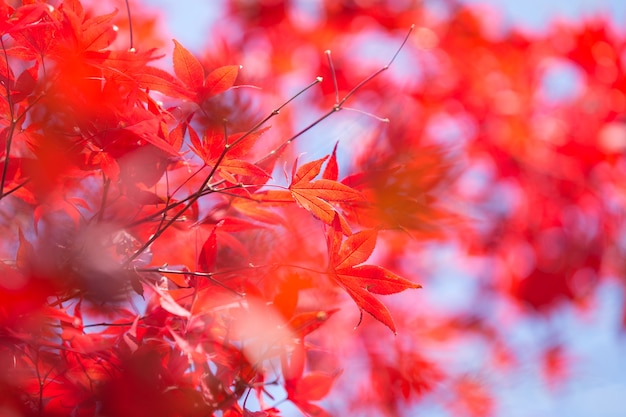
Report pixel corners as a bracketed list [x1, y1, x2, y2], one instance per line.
[0, 1, 421, 416]
[1, 0, 626, 416]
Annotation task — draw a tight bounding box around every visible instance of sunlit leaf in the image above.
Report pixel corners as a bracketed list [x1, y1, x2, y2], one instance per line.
[172, 39, 204, 91]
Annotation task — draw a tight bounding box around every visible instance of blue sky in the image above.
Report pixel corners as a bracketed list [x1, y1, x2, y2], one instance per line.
[461, 0, 626, 32]
[144, 0, 626, 49]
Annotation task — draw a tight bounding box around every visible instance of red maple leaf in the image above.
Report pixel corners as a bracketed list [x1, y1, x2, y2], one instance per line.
[327, 214, 421, 334]
[260, 155, 363, 234]
[172, 39, 239, 103]
[188, 125, 271, 183]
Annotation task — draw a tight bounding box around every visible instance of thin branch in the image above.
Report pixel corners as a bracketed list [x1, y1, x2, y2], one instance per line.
[83, 319, 142, 328]
[0, 178, 29, 199]
[339, 24, 414, 106]
[135, 266, 245, 296]
[256, 106, 338, 165]
[124, 77, 324, 265]
[342, 106, 390, 123]
[325, 50, 340, 104]
[223, 76, 323, 152]
[124, 0, 135, 52]
[124, 164, 211, 228]
[258, 25, 414, 163]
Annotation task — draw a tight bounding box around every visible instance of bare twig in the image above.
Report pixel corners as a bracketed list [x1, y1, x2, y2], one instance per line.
[258, 25, 414, 163]
[124, 0, 135, 52]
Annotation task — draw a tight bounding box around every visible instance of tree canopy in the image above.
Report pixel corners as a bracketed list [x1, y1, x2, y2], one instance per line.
[0, 1, 624, 416]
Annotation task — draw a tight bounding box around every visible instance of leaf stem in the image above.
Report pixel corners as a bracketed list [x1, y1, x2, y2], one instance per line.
[325, 50, 340, 104]
[124, 0, 135, 52]
[339, 24, 414, 106]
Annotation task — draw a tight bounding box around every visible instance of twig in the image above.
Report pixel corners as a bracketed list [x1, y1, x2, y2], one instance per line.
[124, 0, 135, 52]
[124, 77, 324, 265]
[258, 25, 414, 163]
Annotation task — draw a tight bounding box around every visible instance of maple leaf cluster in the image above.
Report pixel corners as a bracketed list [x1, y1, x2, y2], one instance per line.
[1, 0, 625, 416]
[0, 1, 421, 416]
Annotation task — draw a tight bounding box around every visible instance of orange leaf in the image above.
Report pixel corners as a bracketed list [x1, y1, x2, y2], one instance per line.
[326, 215, 420, 333]
[136, 66, 190, 99]
[232, 198, 285, 224]
[255, 189, 293, 204]
[227, 126, 271, 159]
[81, 10, 117, 51]
[273, 281, 299, 320]
[292, 156, 328, 184]
[220, 159, 270, 180]
[124, 118, 180, 156]
[287, 309, 338, 339]
[292, 179, 363, 203]
[293, 372, 336, 402]
[187, 124, 205, 160]
[290, 179, 362, 234]
[341, 282, 397, 334]
[172, 39, 204, 91]
[254, 157, 360, 233]
[189, 127, 271, 183]
[1, 4, 51, 36]
[334, 228, 377, 269]
[291, 189, 335, 223]
[322, 143, 339, 181]
[198, 230, 217, 272]
[336, 265, 421, 295]
[201, 65, 239, 99]
[168, 121, 188, 152]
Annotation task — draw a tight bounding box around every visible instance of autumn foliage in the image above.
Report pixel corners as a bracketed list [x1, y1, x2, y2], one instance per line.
[0, 0, 624, 416]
